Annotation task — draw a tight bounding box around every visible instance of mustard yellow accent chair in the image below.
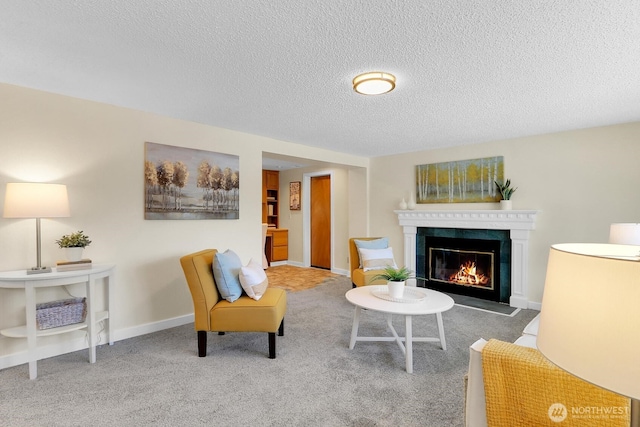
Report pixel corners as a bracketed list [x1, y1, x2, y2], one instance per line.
[349, 237, 389, 287]
[180, 249, 287, 359]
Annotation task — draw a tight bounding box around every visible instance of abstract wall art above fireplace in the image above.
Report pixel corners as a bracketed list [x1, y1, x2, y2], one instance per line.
[415, 156, 504, 204]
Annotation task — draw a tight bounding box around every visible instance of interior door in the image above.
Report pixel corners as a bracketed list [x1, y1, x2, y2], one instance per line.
[310, 175, 331, 269]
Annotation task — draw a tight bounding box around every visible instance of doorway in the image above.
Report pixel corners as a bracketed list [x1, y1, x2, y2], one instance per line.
[310, 175, 331, 269]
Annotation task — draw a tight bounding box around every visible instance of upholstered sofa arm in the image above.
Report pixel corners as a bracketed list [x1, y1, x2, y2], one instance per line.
[465, 339, 489, 427]
[479, 339, 630, 426]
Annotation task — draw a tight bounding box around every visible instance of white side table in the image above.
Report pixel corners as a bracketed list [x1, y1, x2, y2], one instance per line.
[0, 264, 115, 379]
[346, 285, 454, 373]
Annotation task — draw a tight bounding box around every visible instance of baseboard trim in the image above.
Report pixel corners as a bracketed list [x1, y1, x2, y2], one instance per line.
[113, 313, 194, 342]
[282, 260, 348, 277]
[0, 314, 195, 371]
[284, 260, 304, 267]
[269, 261, 287, 267]
[527, 301, 542, 311]
[331, 267, 348, 276]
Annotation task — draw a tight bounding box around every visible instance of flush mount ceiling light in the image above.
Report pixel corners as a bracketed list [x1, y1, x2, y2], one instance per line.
[352, 71, 396, 95]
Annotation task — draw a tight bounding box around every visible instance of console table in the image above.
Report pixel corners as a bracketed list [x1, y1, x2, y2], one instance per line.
[0, 264, 115, 379]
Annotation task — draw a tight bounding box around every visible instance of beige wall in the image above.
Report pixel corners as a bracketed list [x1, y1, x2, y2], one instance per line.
[278, 165, 364, 274]
[2, 81, 639, 365]
[0, 83, 366, 361]
[370, 123, 640, 305]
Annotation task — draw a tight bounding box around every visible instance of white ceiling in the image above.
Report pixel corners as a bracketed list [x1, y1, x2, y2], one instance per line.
[2, 1, 640, 159]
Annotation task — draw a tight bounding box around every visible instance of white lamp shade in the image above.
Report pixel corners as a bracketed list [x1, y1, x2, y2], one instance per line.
[609, 223, 640, 245]
[3, 183, 70, 218]
[537, 243, 640, 400]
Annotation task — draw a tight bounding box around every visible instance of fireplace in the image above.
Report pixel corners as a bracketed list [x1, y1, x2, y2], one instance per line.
[396, 210, 538, 308]
[418, 234, 508, 303]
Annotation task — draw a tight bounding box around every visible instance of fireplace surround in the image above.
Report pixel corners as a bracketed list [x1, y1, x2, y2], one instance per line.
[420, 233, 507, 303]
[396, 210, 538, 308]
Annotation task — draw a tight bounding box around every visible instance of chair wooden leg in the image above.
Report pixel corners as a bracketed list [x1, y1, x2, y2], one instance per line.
[197, 331, 207, 357]
[268, 332, 276, 359]
[278, 319, 284, 336]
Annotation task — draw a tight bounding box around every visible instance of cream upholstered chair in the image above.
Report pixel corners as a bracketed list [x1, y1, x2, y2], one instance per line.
[348, 237, 389, 287]
[180, 249, 287, 358]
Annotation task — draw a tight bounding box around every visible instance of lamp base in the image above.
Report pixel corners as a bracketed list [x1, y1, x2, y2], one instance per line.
[26, 266, 52, 275]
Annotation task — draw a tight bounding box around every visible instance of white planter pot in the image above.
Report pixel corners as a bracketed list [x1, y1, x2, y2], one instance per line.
[500, 200, 513, 210]
[387, 280, 406, 299]
[64, 247, 84, 261]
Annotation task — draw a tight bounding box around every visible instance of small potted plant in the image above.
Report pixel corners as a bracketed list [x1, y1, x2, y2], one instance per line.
[56, 231, 91, 261]
[494, 179, 517, 210]
[372, 266, 413, 298]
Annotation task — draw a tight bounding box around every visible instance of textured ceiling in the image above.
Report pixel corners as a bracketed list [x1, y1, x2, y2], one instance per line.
[2, 1, 640, 158]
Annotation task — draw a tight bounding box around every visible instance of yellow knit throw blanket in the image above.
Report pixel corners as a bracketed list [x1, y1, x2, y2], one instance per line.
[481, 339, 630, 426]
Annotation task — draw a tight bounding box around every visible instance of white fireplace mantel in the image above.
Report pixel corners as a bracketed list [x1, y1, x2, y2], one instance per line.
[395, 209, 539, 308]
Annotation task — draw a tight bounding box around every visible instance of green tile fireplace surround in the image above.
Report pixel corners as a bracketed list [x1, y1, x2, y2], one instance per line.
[417, 228, 511, 303]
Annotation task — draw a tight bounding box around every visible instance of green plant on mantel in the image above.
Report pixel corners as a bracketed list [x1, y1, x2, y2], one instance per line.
[371, 266, 413, 282]
[56, 231, 92, 248]
[495, 179, 517, 200]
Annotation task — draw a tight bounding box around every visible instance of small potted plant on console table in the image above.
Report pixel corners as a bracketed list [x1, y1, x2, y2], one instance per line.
[372, 266, 413, 299]
[56, 230, 91, 261]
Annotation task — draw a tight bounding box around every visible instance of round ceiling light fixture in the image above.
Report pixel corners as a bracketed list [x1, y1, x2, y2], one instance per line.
[352, 71, 396, 95]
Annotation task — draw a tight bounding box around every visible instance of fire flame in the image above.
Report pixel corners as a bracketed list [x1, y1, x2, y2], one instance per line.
[449, 261, 489, 286]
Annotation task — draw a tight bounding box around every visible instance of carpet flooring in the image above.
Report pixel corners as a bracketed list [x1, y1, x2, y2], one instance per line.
[0, 275, 538, 426]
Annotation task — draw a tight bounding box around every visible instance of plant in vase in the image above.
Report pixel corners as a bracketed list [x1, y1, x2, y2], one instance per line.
[56, 230, 91, 261]
[494, 179, 517, 210]
[371, 266, 413, 298]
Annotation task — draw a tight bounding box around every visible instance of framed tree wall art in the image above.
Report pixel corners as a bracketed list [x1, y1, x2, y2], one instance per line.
[289, 181, 301, 210]
[144, 142, 240, 219]
[415, 156, 504, 204]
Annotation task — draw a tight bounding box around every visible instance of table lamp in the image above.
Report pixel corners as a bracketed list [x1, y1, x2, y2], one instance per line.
[537, 243, 640, 426]
[610, 223, 640, 245]
[3, 182, 70, 274]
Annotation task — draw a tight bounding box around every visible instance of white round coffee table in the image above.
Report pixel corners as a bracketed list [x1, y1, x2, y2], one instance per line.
[345, 285, 454, 373]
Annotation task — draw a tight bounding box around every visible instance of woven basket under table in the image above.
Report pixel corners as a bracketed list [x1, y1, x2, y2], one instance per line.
[36, 297, 87, 330]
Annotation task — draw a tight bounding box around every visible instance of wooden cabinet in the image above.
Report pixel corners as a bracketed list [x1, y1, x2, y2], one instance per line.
[262, 170, 288, 263]
[266, 229, 288, 263]
[264, 170, 279, 190]
[262, 170, 280, 228]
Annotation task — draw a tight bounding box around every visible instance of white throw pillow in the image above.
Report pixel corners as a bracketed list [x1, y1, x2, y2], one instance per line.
[358, 247, 397, 272]
[239, 258, 269, 301]
[354, 238, 389, 268]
